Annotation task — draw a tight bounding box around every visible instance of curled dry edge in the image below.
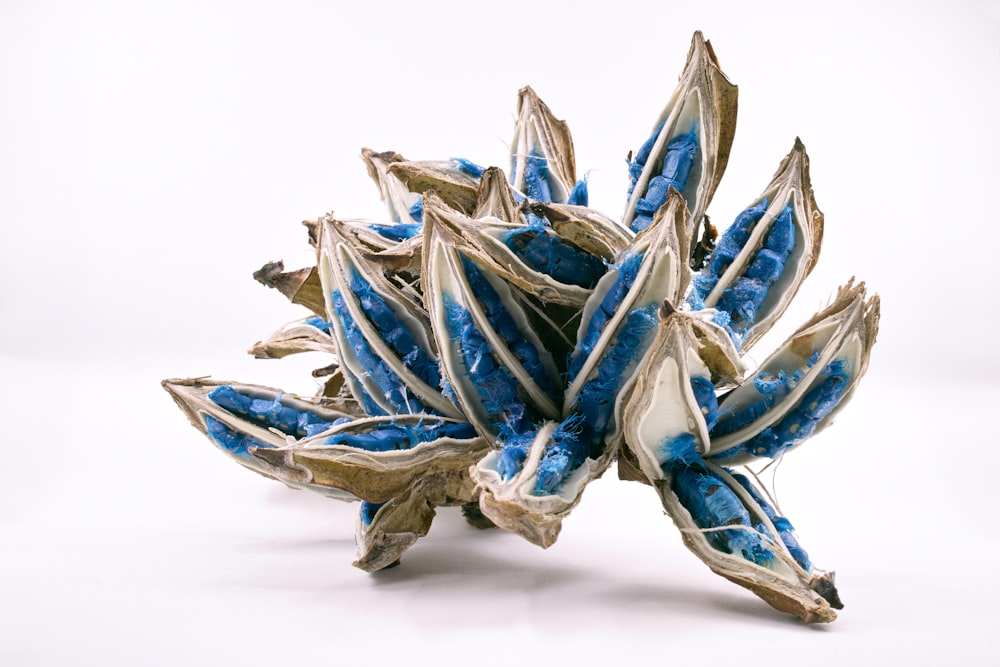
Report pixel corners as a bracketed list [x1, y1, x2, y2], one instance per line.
[163, 31, 879, 624]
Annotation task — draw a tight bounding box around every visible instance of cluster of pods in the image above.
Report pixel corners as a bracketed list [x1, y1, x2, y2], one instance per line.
[164, 32, 879, 623]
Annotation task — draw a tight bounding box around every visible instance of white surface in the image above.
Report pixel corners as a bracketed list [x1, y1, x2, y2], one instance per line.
[2, 1, 999, 664]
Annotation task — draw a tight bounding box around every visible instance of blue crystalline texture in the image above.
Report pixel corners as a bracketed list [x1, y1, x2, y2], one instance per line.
[738, 360, 850, 460]
[325, 420, 477, 452]
[461, 257, 557, 399]
[712, 204, 796, 345]
[204, 414, 275, 458]
[331, 290, 426, 415]
[360, 500, 385, 526]
[349, 271, 441, 390]
[501, 213, 606, 289]
[629, 124, 699, 233]
[442, 293, 534, 434]
[208, 385, 336, 439]
[672, 466, 775, 566]
[567, 252, 644, 383]
[690, 199, 769, 304]
[520, 145, 553, 202]
[731, 473, 812, 571]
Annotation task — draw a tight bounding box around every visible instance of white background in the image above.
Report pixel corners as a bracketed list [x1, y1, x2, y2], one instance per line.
[2, 0, 998, 664]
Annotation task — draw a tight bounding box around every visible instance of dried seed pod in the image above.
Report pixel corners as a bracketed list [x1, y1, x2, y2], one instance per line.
[250, 414, 487, 505]
[509, 86, 583, 205]
[622, 306, 848, 623]
[361, 148, 424, 228]
[387, 158, 484, 215]
[424, 172, 615, 308]
[706, 279, 879, 465]
[422, 191, 564, 431]
[318, 216, 460, 418]
[252, 260, 327, 318]
[689, 139, 824, 350]
[248, 316, 338, 359]
[623, 30, 738, 253]
[161, 378, 359, 499]
[470, 192, 691, 546]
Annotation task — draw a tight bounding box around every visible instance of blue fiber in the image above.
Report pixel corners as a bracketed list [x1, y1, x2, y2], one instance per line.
[690, 376, 719, 430]
[659, 128, 698, 192]
[501, 214, 606, 289]
[442, 293, 535, 433]
[452, 157, 486, 179]
[567, 179, 589, 206]
[532, 414, 587, 494]
[714, 359, 848, 461]
[628, 121, 666, 195]
[204, 414, 275, 458]
[567, 252, 644, 383]
[672, 466, 775, 566]
[659, 433, 700, 468]
[496, 430, 534, 480]
[208, 386, 337, 439]
[628, 126, 698, 232]
[325, 420, 477, 452]
[304, 316, 332, 332]
[370, 222, 422, 241]
[690, 200, 769, 303]
[461, 257, 557, 398]
[408, 196, 424, 223]
[711, 205, 796, 342]
[572, 304, 658, 458]
[360, 501, 384, 526]
[331, 290, 426, 414]
[630, 214, 654, 233]
[731, 473, 812, 571]
[349, 272, 441, 390]
[521, 145, 553, 202]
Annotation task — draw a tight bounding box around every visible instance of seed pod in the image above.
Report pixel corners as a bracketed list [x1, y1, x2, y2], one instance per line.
[361, 148, 424, 227]
[423, 192, 563, 432]
[623, 30, 738, 255]
[470, 192, 691, 546]
[387, 157, 484, 215]
[509, 86, 582, 204]
[425, 171, 616, 308]
[250, 414, 487, 505]
[689, 139, 824, 350]
[318, 216, 460, 418]
[161, 378, 359, 499]
[706, 279, 879, 465]
[621, 308, 844, 623]
[248, 316, 338, 359]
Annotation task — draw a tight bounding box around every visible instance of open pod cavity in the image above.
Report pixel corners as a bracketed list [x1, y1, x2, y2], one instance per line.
[623, 30, 737, 250]
[690, 139, 824, 351]
[161, 378, 359, 500]
[509, 86, 582, 205]
[318, 216, 460, 419]
[706, 279, 880, 465]
[423, 192, 564, 436]
[250, 413, 488, 505]
[470, 193, 693, 547]
[654, 465, 840, 623]
[425, 171, 616, 308]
